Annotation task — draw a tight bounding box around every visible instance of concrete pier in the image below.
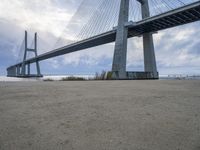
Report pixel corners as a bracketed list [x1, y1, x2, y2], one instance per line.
[7, 31, 42, 78]
[138, 0, 158, 78]
[112, 0, 129, 79]
[111, 0, 158, 79]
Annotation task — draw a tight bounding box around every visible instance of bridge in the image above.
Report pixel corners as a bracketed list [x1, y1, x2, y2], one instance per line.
[7, 0, 200, 79]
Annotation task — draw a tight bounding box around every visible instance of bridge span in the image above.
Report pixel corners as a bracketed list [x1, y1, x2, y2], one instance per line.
[7, 0, 200, 79]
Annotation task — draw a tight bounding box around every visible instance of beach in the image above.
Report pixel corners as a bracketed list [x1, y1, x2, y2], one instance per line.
[0, 80, 200, 150]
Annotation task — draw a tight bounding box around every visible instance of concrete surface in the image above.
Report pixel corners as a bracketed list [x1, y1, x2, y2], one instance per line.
[0, 80, 200, 150]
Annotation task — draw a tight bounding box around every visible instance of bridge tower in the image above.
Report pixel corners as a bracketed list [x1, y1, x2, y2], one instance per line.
[111, 0, 158, 79]
[20, 31, 42, 77]
[137, 0, 158, 79]
[112, 0, 129, 79]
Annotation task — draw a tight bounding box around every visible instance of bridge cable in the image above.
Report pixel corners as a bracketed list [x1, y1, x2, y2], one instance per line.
[16, 38, 25, 63]
[53, 0, 103, 48]
[75, 0, 117, 40]
[74, 0, 107, 40]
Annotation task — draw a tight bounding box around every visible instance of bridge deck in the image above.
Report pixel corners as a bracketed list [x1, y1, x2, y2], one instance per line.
[7, 1, 200, 69]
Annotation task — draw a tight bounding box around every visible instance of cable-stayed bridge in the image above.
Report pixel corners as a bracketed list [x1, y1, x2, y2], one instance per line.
[7, 0, 200, 79]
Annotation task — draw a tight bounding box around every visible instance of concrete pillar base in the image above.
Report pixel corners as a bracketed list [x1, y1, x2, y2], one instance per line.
[107, 71, 159, 80]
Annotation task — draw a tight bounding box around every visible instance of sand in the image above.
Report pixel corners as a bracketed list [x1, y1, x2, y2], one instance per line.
[0, 80, 200, 150]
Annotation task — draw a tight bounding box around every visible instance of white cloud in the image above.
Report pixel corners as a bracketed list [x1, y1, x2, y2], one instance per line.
[154, 22, 200, 69]
[0, 0, 74, 37]
[127, 37, 143, 67]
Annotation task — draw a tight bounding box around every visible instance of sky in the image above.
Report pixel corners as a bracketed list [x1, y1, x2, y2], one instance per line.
[0, 0, 200, 76]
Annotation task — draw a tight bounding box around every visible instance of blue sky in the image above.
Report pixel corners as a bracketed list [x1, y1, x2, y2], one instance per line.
[0, 0, 200, 76]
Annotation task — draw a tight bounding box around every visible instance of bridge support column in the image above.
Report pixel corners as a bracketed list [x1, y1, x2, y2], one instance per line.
[34, 33, 41, 76]
[112, 0, 129, 79]
[137, 0, 158, 79]
[28, 63, 30, 75]
[17, 65, 20, 76]
[21, 31, 28, 76]
[20, 31, 42, 78]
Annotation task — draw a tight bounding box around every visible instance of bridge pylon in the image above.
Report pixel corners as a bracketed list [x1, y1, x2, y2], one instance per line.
[137, 0, 158, 79]
[7, 31, 42, 78]
[111, 0, 129, 79]
[21, 31, 42, 77]
[110, 0, 158, 80]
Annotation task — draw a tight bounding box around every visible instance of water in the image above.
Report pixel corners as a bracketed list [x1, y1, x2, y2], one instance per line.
[0, 75, 95, 82]
[0, 74, 200, 82]
[159, 74, 200, 80]
[0, 76, 41, 82]
[43, 75, 95, 81]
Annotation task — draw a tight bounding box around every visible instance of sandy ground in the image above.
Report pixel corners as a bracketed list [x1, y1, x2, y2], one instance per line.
[0, 80, 200, 150]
